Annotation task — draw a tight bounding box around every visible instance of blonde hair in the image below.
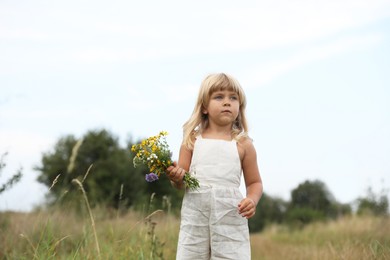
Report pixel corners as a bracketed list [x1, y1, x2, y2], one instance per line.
[183, 73, 249, 149]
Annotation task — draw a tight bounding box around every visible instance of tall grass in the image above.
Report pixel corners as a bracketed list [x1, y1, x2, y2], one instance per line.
[251, 215, 390, 260]
[72, 178, 101, 258]
[0, 205, 179, 259]
[1, 207, 389, 259]
[0, 167, 179, 259]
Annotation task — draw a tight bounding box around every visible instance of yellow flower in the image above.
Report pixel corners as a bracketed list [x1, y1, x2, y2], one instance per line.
[131, 131, 199, 190]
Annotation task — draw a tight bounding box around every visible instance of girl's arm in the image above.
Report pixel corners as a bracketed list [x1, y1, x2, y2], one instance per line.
[166, 144, 193, 189]
[238, 138, 263, 219]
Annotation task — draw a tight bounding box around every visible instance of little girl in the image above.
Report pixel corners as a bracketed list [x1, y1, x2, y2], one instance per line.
[167, 73, 263, 259]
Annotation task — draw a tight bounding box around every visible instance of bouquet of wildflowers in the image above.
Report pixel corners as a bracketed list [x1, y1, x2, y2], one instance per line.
[131, 131, 200, 190]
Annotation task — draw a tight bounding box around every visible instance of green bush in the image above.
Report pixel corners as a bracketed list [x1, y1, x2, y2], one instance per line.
[249, 193, 287, 233]
[286, 207, 325, 228]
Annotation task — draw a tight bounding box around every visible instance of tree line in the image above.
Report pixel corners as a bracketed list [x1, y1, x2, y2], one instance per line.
[6, 129, 386, 233]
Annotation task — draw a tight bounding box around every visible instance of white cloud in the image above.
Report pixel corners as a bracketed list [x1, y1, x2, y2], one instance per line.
[0, 131, 54, 157]
[1, 0, 389, 65]
[159, 84, 199, 102]
[242, 32, 384, 88]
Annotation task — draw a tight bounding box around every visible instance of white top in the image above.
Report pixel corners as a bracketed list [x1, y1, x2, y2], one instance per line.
[189, 136, 242, 188]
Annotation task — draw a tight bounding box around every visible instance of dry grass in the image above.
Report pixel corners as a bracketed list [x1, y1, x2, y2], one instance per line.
[1, 209, 389, 259]
[251, 216, 390, 260]
[0, 207, 179, 259]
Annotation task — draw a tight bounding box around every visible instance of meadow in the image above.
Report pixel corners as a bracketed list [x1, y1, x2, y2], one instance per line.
[1, 205, 389, 260]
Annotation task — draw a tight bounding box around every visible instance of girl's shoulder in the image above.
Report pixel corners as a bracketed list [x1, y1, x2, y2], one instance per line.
[236, 136, 256, 161]
[236, 135, 253, 146]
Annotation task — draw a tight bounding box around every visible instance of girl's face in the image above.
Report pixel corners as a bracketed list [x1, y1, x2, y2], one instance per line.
[204, 89, 240, 127]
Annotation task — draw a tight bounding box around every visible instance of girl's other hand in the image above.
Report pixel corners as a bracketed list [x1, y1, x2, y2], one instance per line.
[238, 197, 256, 219]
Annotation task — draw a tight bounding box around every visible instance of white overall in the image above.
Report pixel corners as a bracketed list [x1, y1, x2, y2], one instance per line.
[176, 136, 250, 260]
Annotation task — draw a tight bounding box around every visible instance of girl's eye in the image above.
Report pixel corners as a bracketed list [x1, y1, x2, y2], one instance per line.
[230, 96, 238, 100]
[214, 95, 223, 100]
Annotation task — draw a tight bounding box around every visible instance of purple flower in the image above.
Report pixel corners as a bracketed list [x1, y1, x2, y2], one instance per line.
[145, 173, 159, 182]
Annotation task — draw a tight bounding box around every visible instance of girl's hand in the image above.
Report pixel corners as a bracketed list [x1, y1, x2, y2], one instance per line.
[166, 161, 185, 184]
[238, 197, 256, 219]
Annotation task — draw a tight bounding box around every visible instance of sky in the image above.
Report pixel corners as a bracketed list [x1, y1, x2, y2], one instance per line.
[1, 0, 390, 212]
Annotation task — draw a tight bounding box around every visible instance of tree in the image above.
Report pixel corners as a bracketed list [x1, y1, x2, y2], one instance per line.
[286, 180, 339, 226]
[35, 129, 184, 210]
[248, 193, 287, 233]
[290, 180, 336, 215]
[0, 153, 22, 195]
[36, 129, 148, 208]
[356, 187, 389, 216]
